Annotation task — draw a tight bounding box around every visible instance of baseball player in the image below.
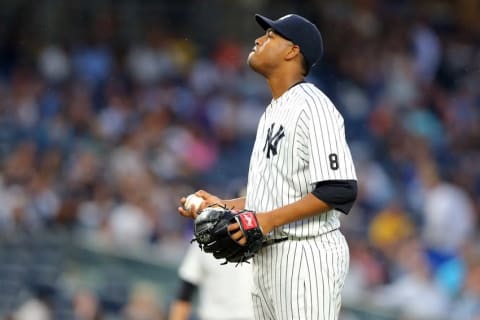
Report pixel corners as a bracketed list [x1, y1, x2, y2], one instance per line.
[168, 243, 254, 320]
[179, 13, 357, 320]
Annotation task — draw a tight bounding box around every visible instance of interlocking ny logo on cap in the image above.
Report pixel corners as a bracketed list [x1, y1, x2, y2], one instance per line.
[263, 123, 285, 158]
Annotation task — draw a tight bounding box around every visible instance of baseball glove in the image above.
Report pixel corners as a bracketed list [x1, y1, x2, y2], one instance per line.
[193, 206, 264, 264]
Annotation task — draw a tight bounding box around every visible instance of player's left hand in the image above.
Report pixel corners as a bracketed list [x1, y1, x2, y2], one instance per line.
[228, 212, 273, 245]
[194, 208, 265, 264]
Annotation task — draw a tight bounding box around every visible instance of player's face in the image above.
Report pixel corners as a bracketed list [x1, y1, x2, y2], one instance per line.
[247, 29, 295, 76]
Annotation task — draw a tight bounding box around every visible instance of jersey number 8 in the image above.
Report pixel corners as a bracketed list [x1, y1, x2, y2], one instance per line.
[329, 153, 339, 170]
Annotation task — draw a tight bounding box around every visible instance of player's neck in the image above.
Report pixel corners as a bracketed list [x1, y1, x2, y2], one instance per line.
[267, 73, 305, 100]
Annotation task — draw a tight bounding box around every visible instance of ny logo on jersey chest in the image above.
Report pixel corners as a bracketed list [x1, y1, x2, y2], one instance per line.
[263, 123, 285, 159]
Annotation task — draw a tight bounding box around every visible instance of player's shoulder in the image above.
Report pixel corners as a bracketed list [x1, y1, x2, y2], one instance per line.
[292, 83, 330, 104]
[293, 83, 340, 114]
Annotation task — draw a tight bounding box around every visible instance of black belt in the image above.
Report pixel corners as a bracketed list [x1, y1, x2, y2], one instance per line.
[262, 237, 288, 247]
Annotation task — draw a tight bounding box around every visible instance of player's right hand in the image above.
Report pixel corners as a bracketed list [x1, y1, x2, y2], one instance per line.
[178, 196, 195, 218]
[177, 190, 223, 219]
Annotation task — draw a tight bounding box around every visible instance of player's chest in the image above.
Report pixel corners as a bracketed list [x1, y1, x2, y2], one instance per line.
[252, 107, 302, 161]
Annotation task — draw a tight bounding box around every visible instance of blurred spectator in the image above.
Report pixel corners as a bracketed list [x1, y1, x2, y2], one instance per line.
[106, 189, 155, 248]
[123, 282, 165, 320]
[38, 45, 71, 84]
[13, 296, 52, 320]
[77, 182, 114, 232]
[72, 289, 103, 320]
[411, 19, 441, 85]
[71, 43, 113, 88]
[126, 28, 176, 85]
[369, 237, 451, 320]
[368, 202, 415, 253]
[450, 241, 480, 320]
[418, 161, 476, 256]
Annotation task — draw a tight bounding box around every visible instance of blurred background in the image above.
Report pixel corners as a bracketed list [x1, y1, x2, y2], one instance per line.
[0, 0, 479, 319]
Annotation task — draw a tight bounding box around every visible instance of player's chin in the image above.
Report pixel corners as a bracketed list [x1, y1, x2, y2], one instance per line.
[247, 53, 254, 65]
[247, 55, 262, 73]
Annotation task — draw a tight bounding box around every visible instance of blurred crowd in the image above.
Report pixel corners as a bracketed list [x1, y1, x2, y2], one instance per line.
[0, 0, 479, 319]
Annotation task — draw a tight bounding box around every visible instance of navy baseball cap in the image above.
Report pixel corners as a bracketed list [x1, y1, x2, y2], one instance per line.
[255, 14, 323, 72]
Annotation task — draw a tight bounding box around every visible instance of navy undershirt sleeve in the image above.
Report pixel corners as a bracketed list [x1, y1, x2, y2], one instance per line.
[176, 279, 197, 302]
[311, 180, 357, 214]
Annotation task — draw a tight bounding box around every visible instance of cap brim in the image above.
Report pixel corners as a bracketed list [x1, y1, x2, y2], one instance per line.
[255, 14, 292, 42]
[255, 14, 275, 31]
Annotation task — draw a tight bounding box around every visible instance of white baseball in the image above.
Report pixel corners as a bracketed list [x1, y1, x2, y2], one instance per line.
[184, 194, 204, 212]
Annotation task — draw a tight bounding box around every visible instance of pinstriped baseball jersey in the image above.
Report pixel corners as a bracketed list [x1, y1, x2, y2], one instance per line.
[245, 82, 357, 239]
[245, 81, 355, 320]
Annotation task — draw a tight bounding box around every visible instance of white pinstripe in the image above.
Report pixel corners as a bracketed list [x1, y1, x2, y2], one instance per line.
[245, 83, 356, 319]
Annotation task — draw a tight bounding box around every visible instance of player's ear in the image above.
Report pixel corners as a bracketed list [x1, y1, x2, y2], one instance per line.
[284, 44, 301, 62]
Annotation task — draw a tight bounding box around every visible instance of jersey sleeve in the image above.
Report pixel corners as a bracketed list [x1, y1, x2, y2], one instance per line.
[300, 95, 357, 183]
[178, 244, 204, 285]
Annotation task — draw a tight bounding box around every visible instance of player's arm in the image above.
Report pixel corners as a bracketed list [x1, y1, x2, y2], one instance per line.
[263, 180, 357, 231]
[229, 182, 356, 242]
[168, 280, 196, 320]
